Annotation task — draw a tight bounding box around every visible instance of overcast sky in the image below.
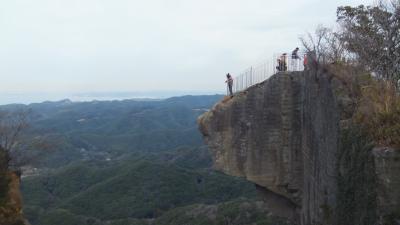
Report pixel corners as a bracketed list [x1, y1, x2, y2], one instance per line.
[0, 0, 369, 102]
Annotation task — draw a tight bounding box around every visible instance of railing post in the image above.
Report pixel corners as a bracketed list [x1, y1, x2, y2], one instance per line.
[251, 68, 252, 85]
[245, 70, 248, 88]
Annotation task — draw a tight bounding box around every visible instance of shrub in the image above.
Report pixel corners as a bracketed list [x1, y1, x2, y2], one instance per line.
[353, 79, 400, 148]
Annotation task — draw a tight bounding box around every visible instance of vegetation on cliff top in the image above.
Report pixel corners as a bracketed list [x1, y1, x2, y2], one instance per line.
[303, 1, 400, 81]
[303, 0, 400, 149]
[330, 64, 400, 149]
[354, 79, 400, 148]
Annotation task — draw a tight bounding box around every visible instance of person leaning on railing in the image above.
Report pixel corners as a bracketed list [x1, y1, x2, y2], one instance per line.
[225, 73, 234, 97]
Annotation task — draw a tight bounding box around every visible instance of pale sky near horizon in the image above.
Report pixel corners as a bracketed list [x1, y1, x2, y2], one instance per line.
[1, 0, 370, 98]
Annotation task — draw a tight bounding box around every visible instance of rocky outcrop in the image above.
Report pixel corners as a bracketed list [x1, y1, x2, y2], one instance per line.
[373, 147, 400, 224]
[0, 148, 28, 225]
[199, 68, 339, 225]
[198, 65, 400, 225]
[0, 171, 28, 225]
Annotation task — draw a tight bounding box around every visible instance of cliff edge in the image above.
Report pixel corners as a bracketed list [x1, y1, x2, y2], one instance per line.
[198, 67, 400, 225]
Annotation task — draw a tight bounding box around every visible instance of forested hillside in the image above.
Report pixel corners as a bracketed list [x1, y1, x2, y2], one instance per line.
[12, 95, 277, 225]
[10, 95, 222, 167]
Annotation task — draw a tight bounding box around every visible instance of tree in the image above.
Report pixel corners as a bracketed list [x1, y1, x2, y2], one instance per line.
[337, 1, 400, 81]
[0, 109, 29, 172]
[300, 25, 347, 64]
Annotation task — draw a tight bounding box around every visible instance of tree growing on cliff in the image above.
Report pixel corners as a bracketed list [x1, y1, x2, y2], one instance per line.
[0, 109, 30, 172]
[300, 25, 347, 64]
[337, 1, 400, 81]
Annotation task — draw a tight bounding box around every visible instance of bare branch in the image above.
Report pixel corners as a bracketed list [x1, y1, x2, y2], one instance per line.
[0, 108, 31, 170]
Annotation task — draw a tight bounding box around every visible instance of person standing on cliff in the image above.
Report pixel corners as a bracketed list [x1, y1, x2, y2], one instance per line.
[303, 54, 308, 70]
[291, 47, 300, 59]
[225, 73, 234, 97]
[279, 53, 287, 71]
[291, 47, 300, 70]
[276, 58, 281, 71]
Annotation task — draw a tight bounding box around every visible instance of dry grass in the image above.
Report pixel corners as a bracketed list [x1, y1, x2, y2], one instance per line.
[221, 96, 233, 103]
[354, 80, 400, 148]
[328, 64, 400, 149]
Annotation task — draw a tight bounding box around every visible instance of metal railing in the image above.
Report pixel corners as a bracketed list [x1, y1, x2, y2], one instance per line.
[232, 53, 305, 93]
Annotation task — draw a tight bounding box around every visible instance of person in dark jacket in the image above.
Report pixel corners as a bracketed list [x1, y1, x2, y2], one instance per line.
[225, 73, 234, 97]
[291, 47, 300, 70]
[291, 47, 300, 59]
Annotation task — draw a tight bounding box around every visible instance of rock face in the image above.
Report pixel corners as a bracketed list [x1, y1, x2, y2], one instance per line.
[0, 148, 28, 225]
[0, 172, 28, 225]
[199, 69, 339, 225]
[198, 65, 400, 225]
[373, 147, 400, 224]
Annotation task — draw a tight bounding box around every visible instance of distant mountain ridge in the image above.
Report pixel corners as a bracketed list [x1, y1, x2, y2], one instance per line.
[0, 92, 223, 105]
[16, 95, 275, 225]
[8, 95, 223, 168]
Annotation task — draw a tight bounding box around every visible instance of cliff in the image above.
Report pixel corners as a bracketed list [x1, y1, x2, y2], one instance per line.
[198, 67, 400, 225]
[0, 171, 28, 225]
[0, 149, 28, 225]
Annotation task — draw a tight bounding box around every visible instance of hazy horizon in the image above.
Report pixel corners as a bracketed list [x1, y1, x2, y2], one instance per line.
[0, 90, 224, 105]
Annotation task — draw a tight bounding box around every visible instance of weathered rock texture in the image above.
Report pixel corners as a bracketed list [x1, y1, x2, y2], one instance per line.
[0, 149, 28, 225]
[0, 172, 28, 225]
[199, 66, 400, 225]
[373, 147, 400, 224]
[199, 69, 339, 225]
